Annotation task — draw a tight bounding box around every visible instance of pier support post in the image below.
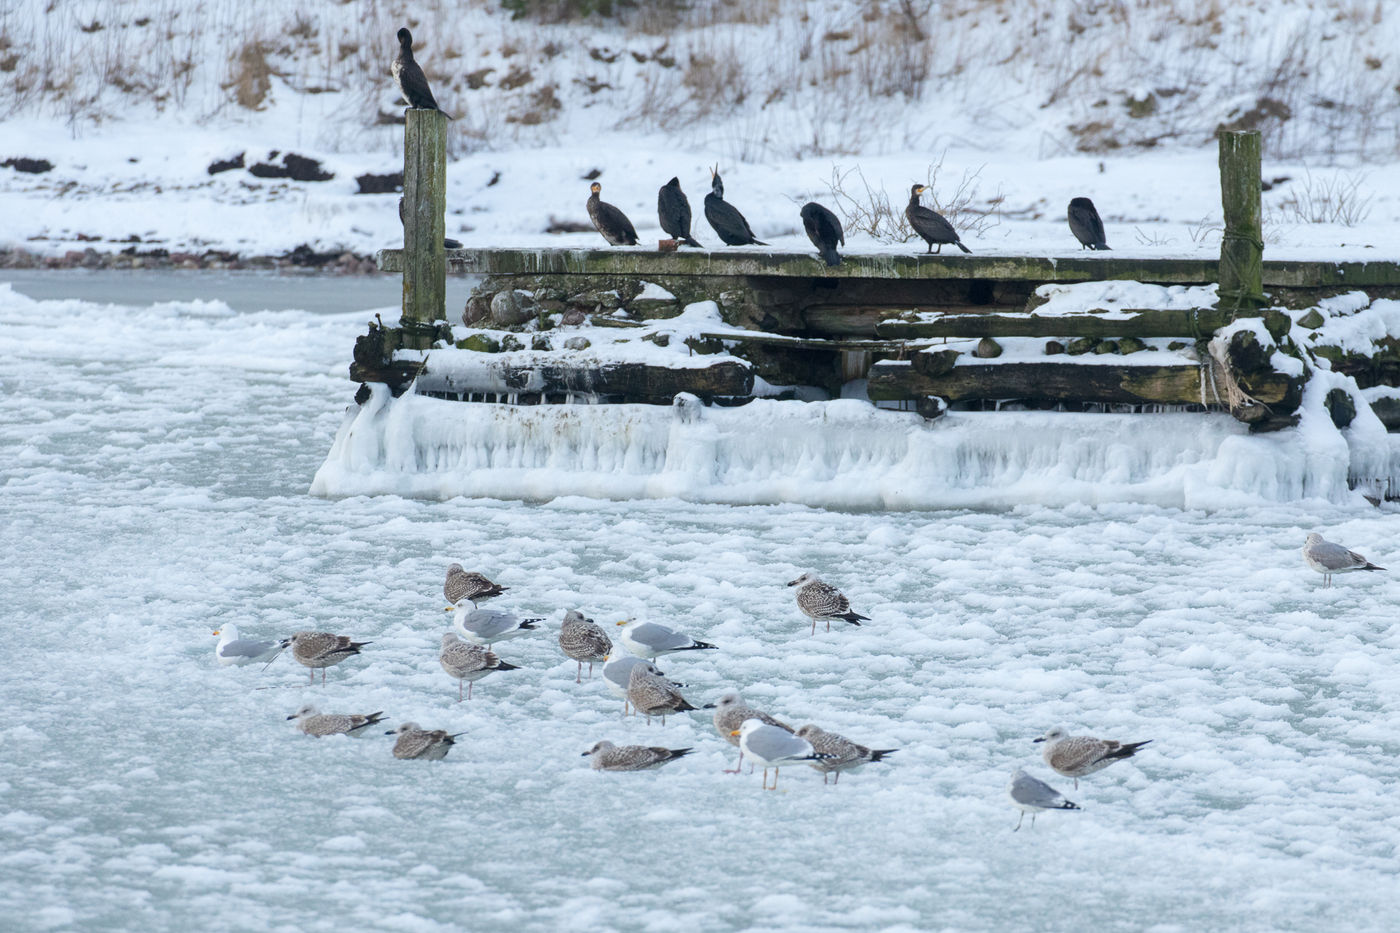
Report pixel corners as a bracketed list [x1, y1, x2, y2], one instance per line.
[1217, 130, 1265, 313]
[401, 108, 447, 347]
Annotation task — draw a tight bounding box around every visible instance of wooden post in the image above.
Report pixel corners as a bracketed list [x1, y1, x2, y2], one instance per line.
[1217, 130, 1265, 313]
[402, 108, 447, 346]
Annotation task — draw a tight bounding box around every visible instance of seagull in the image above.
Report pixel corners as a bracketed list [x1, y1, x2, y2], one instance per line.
[1034, 727, 1151, 789]
[601, 656, 682, 716]
[1302, 532, 1384, 587]
[1008, 769, 1080, 830]
[793, 725, 897, 784]
[392, 27, 443, 113]
[212, 624, 278, 667]
[559, 609, 612, 683]
[443, 563, 507, 607]
[387, 722, 464, 760]
[712, 693, 792, 774]
[581, 740, 693, 771]
[267, 631, 370, 685]
[439, 632, 519, 701]
[626, 662, 699, 725]
[615, 619, 717, 659]
[787, 572, 869, 634]
[446, 604, 543, 646]
[287, 705, 386, 737]
[731, 719, 832, 791]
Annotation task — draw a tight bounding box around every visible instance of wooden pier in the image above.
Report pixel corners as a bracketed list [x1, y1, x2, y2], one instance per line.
[356, 116, 1400, 435]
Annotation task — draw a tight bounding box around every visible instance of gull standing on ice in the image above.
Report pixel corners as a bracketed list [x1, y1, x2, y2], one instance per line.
[447, 604, 542, 646]
[627, 662, 699, 725]
[731, 719, 831, 791]
[269, 631, 370, 685]
[439, 632, 519, 701]
[616, 619, 717, 659]
[602, 655, 680, 716]
[582, 740, 693, 771]
[787, 572, 869, 634]
[287, 705, 386, 738]
[559, 609, 612, 683]
[387, 722, 464, 760]
[443, 563, 507, 607]
[794, 725, 898, 785]
[712, 692, 792, 773]
[1034, 727, 1152, 789]
[212, 624, 279, 667]
[1008, 769, 1080, 831]
[1302, 532, 1385, 587]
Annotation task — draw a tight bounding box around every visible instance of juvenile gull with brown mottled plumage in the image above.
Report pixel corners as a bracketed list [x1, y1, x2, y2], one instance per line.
[794, 725, 897, 784]
[787, 572, 869, 634]
[287, 704, 386, 737]
[269, 631, 370, 684]
[443, 563, 508, 607]
[1034, 726, 1151, 789]
[440, 632, 519, 701]
[582, 740, 693, 771]
[559, 609, 612, 683]
[626, 662, 699, 725]
[387, 722, 464, 760]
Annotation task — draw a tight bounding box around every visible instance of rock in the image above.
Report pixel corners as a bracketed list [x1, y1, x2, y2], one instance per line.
[1118, 336, 1147, 354]
[457, 334, 501, 353]
[207, 153, 245, 175]
[248, 152, 334, 182]
[3, 157, 53, 174]
[490, 289, 538, 328]
[915, 395, 948, 421]
[1093, 340, 1119, 354]
[355, 171, 403, 194]
[1297, 309, 1325, 329]
[500, 334, 525, 352]
[973, 337, 1002, 359]
[1066, 337, 1100, 355]
[1325, 388, 1356, 428]
[1167, 340, 1189, 351]
[561, 308, 587, 326]
[643, 332, 670, 347]
[563, 336, 591, 351]
[462, 296, 490, 326]
[1044, 340, 1065, 355]
[531, 334, 552, 351]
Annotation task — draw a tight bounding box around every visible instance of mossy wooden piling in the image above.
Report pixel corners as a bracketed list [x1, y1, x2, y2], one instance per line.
[400, 109, 447, 347]
[1217, 130, 1265, 313]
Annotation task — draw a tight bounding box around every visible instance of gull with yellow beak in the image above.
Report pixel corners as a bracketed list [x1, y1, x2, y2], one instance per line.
[732, 718, 832, 790]
[616, 618, 717, 659]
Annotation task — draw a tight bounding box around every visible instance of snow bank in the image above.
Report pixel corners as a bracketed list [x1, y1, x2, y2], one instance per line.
[311, 386, 1398, 509]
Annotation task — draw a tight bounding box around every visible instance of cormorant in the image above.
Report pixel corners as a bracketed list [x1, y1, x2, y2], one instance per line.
[906, 184, 971, 254]
[800, 202, 843, 267]
[398, 196, 462, 248]
[703, 166, 766, 246]
[1067, 197, 1110, 250]
[587, 182, 639, 246]
[657, 177, 702, 247]
[393, 28, 442, 112]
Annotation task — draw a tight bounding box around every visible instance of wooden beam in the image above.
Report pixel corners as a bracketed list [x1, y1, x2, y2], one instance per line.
[401, 109, 447, 345]
[867, 359, 1206, 405]
[698, 331, 927, 353]
[1218, 130, 1265, 312]
[876, 308, 1235, 339]
[415, 359, 753, 404]
[374, 247, 1400, 288]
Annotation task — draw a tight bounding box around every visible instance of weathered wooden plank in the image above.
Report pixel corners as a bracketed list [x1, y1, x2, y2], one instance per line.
[415, 359, 753, 404]
[1218, 131, 1265, 312]
[375, 247, 1400, 288]
[876, 308, 1236, 339]
[698, 331, 926, 353]
[401, 109, 447, 344]
[867, 359, 1205, 405]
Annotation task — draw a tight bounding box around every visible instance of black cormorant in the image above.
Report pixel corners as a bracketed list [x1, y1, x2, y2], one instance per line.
[800, 202, 844, 267]
[587, 182, 639, 246]
[703, 166, 766, 246]
[393, 28, 442, 112]
[906, 184, 971, 254]
[657, 177, 702, 247]
[1067, 197, 1110, 250]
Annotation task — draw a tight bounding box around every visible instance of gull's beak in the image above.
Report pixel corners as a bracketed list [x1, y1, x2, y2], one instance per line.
[580, 750, 590, 757]
[730, 729, 742, 737]
[615, 620, 629, 627]
[786, 579, 800, 587]
[286, 714, 297, 720]
[212, 629, 221, 636]
[444, 605, 456, 612]
[384, 729, 397, 735]
[701, 703, 716, 709]
[1032, 737, 1045, 743]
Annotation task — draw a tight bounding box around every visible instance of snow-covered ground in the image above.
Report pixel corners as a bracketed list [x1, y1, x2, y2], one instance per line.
[4, 276, 1400, 931]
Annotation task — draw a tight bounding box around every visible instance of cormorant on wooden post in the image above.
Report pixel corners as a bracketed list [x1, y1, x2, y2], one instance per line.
[657, 177, 702, 247]
[393, 28, 443, 113]
[703, 166, 766, 246]
[1067, 197, 1110, 250]
[801, 202, 844, 267]
[587, 182, 639, 246]
[906, 184, 971, 254]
